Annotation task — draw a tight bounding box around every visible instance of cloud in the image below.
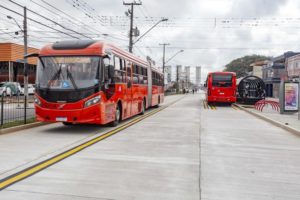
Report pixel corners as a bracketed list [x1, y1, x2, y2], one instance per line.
[1, 0, 298, 84]
[231, 0, 288, 17]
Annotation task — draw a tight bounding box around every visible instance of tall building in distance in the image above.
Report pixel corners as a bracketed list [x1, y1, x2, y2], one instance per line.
[196, 66, 201, 86]
[185, 66, 190, 83]
[176, 65, 183, 81]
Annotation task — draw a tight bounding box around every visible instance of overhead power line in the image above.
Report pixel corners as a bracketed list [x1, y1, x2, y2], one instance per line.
[8, 0, 92, 39]
[0, 4, 80, 39]
[35, 0, 104, 37]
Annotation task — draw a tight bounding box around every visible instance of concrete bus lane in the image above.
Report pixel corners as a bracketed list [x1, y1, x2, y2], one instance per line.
[0, 95, 183, 182]
[200, 95, 300, 200]
[0, 94, 200, 200]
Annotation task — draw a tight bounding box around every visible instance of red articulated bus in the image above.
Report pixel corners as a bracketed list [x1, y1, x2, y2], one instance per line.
[26, 40, 164, 126]
[205, 72, 236, 104]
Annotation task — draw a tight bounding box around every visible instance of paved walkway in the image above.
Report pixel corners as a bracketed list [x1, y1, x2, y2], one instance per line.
[238, 99, 300, 131]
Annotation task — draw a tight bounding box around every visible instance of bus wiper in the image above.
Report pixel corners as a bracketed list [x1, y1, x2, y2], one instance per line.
[47, 66, 62, 90]
[66, 68, 78, 90]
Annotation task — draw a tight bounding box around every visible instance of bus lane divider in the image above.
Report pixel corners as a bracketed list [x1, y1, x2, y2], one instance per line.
[0, 96, 185, 191]
[202, 100, 216, 110]
[231, 104, 240, 110]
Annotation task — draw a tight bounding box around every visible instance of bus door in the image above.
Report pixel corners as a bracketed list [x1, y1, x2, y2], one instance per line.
[125, 62, 133, 118]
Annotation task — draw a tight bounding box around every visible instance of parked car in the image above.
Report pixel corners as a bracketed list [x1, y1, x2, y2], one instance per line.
[20, 84, 35, 95]
[28, 84, 35, 95]
[0, 82, 22, 96]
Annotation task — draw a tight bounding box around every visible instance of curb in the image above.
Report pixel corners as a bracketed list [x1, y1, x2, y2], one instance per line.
[233, 103, 300, 136]
[0, 122, 50, 135]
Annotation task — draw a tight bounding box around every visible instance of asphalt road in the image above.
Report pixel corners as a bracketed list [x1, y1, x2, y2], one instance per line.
[1, 92, 300, 200]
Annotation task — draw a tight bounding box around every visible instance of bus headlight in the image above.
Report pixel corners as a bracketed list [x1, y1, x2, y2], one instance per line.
[84, 96, 101, 108]
[34, 97, 41, 106]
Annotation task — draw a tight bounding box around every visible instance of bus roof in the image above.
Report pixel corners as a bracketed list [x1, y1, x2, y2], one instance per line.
[207, 71, 236, 76]
[39, 40, 162, 74]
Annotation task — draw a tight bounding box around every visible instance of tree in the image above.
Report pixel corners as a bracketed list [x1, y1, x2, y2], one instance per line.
[224, 55, 270, 78]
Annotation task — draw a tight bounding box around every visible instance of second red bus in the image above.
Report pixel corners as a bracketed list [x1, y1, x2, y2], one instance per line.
[205, 72, 236, 104]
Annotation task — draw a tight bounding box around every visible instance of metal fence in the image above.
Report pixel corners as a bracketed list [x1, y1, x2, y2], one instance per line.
[0, 95, 35, 128]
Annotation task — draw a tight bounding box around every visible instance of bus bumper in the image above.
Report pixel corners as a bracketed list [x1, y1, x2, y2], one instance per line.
[207, 96, 236, 103]
[34, 103, 111, 124]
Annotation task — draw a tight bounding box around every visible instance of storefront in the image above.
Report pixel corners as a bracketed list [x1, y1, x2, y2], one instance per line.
[0, 42, 38, 84]
[262, 51, 300, 98]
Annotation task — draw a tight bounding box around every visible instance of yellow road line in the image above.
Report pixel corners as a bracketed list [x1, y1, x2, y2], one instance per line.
[231, 105, 238, 110]
[231, 104, 240, 110]
[0, 97, 184, 190]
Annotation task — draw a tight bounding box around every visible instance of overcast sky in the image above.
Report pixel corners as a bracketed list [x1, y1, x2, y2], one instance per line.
[1, 0, 300, 82]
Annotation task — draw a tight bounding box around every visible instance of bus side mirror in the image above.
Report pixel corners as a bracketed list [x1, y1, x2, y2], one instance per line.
[24, 53, 39, 58]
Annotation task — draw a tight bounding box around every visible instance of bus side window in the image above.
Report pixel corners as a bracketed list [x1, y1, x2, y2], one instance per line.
[119, 58, 125, 83]
[114, 56, 122, 83]
[114, 56, 120, 70]
[132, 64, 138, 84]
[137, 66, 143, 84]
[103, 55, 113, 85]
[152, 72, 155, 85]
[126, 61, 132, 87]
[159, 74, 162, 86]
[142, 67, 147, 84]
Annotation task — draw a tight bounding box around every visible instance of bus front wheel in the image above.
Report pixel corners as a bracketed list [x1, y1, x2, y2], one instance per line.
[111, 104, 121, 127]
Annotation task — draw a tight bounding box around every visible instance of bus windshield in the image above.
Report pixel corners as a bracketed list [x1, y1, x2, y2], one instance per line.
[37, 56, 100, 90]
[212, 74, 233, 87]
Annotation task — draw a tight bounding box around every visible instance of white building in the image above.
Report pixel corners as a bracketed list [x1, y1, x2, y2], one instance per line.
[176, 65, 183, 81]
[185, 66, 190, 83]
[196, 66, 201, 86]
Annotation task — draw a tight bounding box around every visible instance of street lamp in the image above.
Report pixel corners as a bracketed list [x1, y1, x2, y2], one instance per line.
[7, 9, 29, 104]
[7, 16, 23, 33]
[132, 18, 168, 46]
[165, 49, 184, 65]
[162, 49, 184, 91]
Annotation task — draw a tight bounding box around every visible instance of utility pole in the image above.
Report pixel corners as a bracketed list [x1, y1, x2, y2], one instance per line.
[159, 43, 170, 74]
[176, 65, 179, 93]
[23, 6, 28, 101]
[176, 65, 179, 83]
[123, 1, 142, 53]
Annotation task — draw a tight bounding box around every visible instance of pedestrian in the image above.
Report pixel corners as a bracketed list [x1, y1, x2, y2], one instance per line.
[192, 89, 195, 94]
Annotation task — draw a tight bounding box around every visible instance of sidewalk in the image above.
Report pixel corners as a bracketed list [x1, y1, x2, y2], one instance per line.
[235, 100, 300, 135]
